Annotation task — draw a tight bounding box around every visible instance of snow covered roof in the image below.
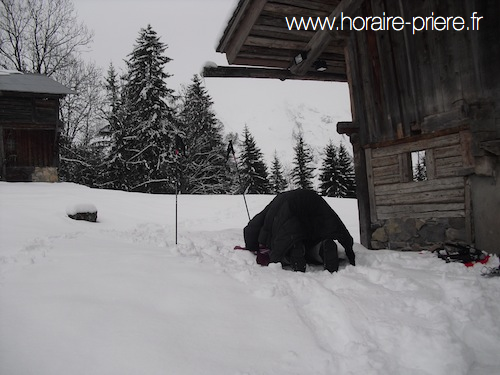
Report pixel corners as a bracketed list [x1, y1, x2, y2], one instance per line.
[0, 70, 75, 96]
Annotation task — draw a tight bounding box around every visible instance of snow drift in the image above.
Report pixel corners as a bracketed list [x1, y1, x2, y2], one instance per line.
[1, 182, 499, 375]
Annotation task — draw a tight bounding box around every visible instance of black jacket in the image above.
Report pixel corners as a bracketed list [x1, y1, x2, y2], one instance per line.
[244, 189, 355, 265]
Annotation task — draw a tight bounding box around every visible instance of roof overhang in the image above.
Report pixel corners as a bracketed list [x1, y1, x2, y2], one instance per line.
[0, 71, 75, 96]
[204, 0, 363, 82]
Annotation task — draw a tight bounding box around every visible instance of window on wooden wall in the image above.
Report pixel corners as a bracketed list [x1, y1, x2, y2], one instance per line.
[411, 150, 427, 181]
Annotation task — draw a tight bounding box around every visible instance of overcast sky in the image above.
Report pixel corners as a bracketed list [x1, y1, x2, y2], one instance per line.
[72, 0, 351, 137]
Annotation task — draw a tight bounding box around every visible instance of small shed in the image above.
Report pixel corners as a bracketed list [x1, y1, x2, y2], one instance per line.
[205, 0, 500, 254]
[0, 71, 74, 182]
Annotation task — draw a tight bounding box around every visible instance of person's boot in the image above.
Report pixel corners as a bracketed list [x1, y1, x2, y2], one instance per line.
[290, 242, 306, 272]
[321, 239, 339, 273]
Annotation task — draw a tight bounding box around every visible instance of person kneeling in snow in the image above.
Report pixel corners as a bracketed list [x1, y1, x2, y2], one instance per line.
[243, 189, 355, 272]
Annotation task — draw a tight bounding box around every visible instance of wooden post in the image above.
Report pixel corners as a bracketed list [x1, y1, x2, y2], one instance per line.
[352, 135, 373, 248]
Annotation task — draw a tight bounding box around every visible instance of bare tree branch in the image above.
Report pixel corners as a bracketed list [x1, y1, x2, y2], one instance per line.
[0, 0, 93, 76]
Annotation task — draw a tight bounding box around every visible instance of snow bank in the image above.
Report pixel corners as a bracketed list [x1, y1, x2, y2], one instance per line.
[1, 182, 499, 375]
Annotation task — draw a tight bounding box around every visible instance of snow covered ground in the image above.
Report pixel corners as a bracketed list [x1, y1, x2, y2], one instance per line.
[1, 182, 499, 375]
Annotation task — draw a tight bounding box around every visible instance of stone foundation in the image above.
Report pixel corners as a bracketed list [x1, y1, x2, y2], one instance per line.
[371, 217, 467, 251]
[31, 167, 58, 182]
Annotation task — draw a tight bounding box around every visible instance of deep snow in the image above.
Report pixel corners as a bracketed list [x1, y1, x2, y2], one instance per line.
[1, 182, 500, 375]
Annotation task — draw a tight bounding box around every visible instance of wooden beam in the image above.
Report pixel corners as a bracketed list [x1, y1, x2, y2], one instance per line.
[222, 0, 269, 64]
[289, 0, 364, 76]
[245, 36, 308, 51]
[202, 65, 347, 82]
[337, 121, 359, 135]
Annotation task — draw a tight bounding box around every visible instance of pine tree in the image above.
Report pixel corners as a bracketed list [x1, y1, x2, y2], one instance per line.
[177, 75, 229, 194]
[319, 142, 356, 198]
[413, 151, 427, 181]
[119, 25, 175, 193]
[292, 133, 315, 190]
[269, 151, 287, 193]
[100, 63, 128, 189]
[239, 125, 271, 194]
[336, 143, 356, 198]
[319, 141, 341, 197]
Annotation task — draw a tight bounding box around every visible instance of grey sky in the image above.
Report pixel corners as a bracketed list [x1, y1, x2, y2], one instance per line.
[72, 0, 351, 138]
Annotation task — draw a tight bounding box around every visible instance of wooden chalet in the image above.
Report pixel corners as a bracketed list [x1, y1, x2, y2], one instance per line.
[0, 71, 74, 182]
[204, 0, 500, 254]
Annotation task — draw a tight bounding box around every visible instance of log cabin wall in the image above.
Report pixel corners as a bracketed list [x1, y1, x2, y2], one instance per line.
[366, 131, 473, 250]
[346, 0, 500, 252]
[0, 94, 60, 182]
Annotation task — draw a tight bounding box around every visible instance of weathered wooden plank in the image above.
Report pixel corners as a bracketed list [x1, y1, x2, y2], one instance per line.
[371, 133, 460, 158]
[202, 65, 346, 82]
[352, 134, 373, 248]
[365, 148, 378, 223]
[397, 0, 423, 129]
[425, 148, 436, 180]
[371, 154, 398, 168]
[244, 36, 306, 51]
[398, 152, 411, 183]
[433, 144, 462, 159]
[421, 107, 468, 133]
[377, 203, 465, 216]
[356, 22, 384, 144]
[376, 189, 464, 206]
[378, 210, 465, 220]
[373, 164, 399, 178]
[344, 39, 364, 140]
[436, 0, 464, 114]
[435, 156, 463, 168]
[459, 130, 474, 167]
[378, 0, 416, 138]
[250, 24, 314, 42]
[370, 0, 398, 140]
[373, 175, 401, 186]
[222, 0, 269, 63]
[435, 166, 460, 178]
[374, 176, 464, 195]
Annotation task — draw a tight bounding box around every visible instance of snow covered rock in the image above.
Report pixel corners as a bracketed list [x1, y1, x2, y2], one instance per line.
[66, 203, 98, 222]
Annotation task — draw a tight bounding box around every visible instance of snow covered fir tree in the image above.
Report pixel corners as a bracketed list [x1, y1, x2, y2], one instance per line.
[269, 151, 288, 193]
[10, 15, 362, 199]
[238, 125, 271, 194]
[291, 133, 315, 190]
[336, 143, 356, 198]
[319, 142, 356, 198]
[111, 24, 176, 193]
[319, 141, 341, 197]
[99, 63, 127, 190]
[176, 75, 230, 194]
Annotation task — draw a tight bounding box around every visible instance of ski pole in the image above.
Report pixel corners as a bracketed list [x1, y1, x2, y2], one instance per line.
[227, 140, 251, 221]
[175, 178, 179, 245]
[174, 134, 185, 245]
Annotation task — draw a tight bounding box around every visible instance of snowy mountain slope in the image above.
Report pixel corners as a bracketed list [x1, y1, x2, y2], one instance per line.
[207, 79, 353, 171]
[1, 182, 500, 375]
